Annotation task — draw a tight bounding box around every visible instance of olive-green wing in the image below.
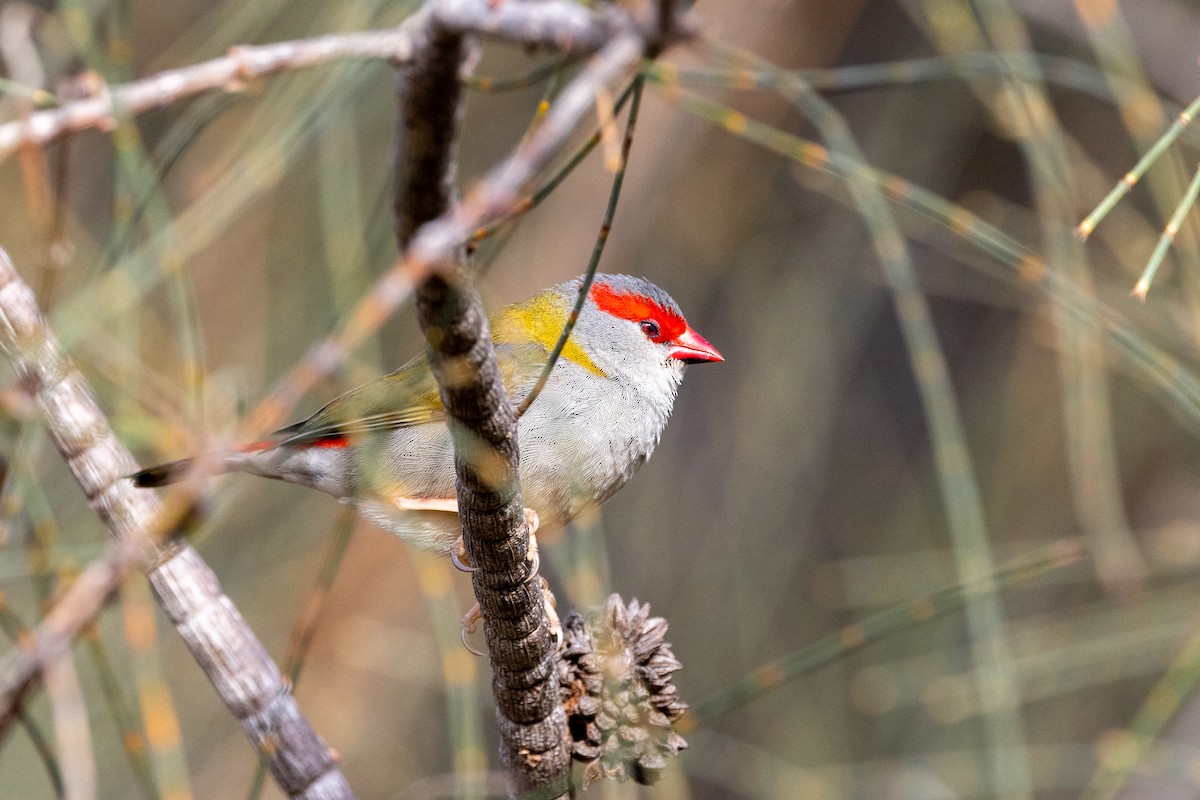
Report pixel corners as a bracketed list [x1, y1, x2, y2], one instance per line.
[275, 343, 545, 446]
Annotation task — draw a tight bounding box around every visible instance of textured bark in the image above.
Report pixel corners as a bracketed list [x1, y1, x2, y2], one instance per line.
[393, 21, 473, 249]
[0, 250, 354, 800]
[415, 273, 569, 795]
[388, 1, 684, 794]
[393, 8, 565, 797]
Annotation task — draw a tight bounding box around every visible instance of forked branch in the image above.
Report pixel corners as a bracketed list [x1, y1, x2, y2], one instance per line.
[390, 1, 683, 796]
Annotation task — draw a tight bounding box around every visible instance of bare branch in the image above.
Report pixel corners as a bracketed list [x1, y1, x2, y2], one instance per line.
[433, 0, 624, 55]
[392, 15, 475, 250]
[0, 25, 421, 160]
[0, 0, 627, 164]
[389, 3, 658, 796]
[0, 249, 354, 800]
[392, 8, 572, 797]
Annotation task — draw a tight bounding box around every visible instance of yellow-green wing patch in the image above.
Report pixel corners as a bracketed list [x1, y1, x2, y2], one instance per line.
[278, 292, 598, 446]
[491, 292, 605, 377]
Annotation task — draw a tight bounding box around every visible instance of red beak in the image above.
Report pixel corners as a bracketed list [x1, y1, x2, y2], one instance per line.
[668, 327, 724, 364]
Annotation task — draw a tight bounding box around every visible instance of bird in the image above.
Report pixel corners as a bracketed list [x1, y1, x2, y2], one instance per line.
[131, 274, 722, 557]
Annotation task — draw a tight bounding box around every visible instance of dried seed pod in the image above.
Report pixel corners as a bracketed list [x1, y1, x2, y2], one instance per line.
[558, 594, 688, 787]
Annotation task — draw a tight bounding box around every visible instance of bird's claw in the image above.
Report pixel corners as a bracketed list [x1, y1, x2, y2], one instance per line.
[451, 536, 477, 573]
[456, 507, 547, 654]
[525, 532, 541, 584]
[452, 508, 538, 575]
[538, 576, 563, 651]
[458, 578, 560, 655]
[460, 603, 485, 656]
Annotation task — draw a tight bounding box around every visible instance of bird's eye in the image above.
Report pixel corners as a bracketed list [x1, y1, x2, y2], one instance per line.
[640, 319, 661, 339]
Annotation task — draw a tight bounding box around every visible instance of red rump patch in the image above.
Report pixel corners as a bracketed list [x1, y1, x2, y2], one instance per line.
[239, 433, 349, 453]
[311, 434, 349, 449]
[589, 282, 687, 341]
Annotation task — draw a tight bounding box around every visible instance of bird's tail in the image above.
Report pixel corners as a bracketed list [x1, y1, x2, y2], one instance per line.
[130, 457, 210, 487]
[129, 440, 276, 487]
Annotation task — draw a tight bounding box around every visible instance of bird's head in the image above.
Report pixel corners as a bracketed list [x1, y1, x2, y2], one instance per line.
[553, 274, 723, 392]
[496, 274, 722, 394]
[583, 273, 721, 357]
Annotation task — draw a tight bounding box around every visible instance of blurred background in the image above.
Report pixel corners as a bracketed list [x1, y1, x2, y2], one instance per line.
[3, 0, 1200, 797]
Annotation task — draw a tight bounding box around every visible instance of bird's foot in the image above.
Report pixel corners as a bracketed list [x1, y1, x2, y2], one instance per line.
[525, 531, 540, 584]
[459, 581, 561, 656]
[450, 508, 539, 576]
[539, 576, 562, 651]
[456, 506, 546, 655]
[451, 535, 476, 573]
[460, 604, 485, 656]
[522, 507, 541, 582]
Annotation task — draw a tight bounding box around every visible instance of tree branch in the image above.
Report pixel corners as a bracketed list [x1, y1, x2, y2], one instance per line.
[0, 0, 626, 163]
[0, 248, 354, 800]
[389, 2, 662, 796]
[0, 25, 421, 161]
[392, 8, 572, 796]
[0, 533, 147, 739]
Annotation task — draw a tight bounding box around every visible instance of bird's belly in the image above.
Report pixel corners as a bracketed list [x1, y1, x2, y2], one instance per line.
[516, 399, 656, 528]
[351, 389, 661, 549]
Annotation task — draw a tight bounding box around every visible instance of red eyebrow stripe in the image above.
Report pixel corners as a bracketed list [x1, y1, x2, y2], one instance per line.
[589, 282, 687, 339]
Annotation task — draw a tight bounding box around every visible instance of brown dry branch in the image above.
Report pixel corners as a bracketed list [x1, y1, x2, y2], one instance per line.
[389, 1, 681, 796]
[392, 8, 571, 795]
[43, 604, 97, 799]
[433, 0, 625, 57]
[0, 248, 354, 799]
[0, 0, 624, 164]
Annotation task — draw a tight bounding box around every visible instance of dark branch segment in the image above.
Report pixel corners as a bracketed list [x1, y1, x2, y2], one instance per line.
[416, 272, 569, 793]
[390, 1, 693, 796]
[393, 14, 472, 248]
[392, 8, 571, 797]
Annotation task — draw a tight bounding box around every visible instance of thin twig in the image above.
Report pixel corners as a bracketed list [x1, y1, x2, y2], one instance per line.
[0, 0, 625, 164]
[0, 26, 420, 160]
[388, 4, 664, 797]
[515, 76, 645, 418]
[0, 534, 148, 739]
